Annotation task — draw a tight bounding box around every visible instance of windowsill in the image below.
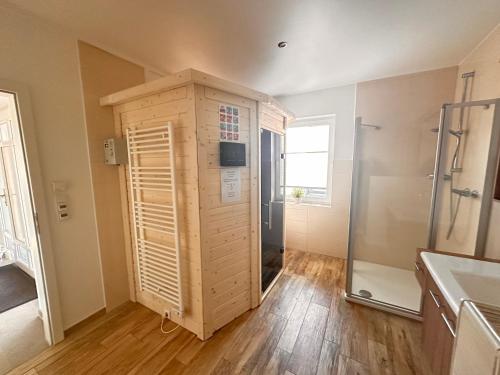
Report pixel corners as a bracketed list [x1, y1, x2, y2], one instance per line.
[285, 200, 332, 208]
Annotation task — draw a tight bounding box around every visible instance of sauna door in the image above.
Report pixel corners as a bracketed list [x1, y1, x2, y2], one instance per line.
[260, 129, 285, 293]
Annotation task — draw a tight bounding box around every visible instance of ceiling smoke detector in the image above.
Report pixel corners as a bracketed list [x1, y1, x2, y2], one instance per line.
[277, 41, 287, 48]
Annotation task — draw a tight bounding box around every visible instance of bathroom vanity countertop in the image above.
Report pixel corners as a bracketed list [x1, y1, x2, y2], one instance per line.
[421, 252, 500, 315]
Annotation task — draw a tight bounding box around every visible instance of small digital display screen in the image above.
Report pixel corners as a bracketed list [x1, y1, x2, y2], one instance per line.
[220, 142, 246, 167]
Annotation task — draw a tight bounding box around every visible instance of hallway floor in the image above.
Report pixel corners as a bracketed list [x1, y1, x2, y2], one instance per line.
[10, 250, 429, 375]
[0, 300, 48, 374]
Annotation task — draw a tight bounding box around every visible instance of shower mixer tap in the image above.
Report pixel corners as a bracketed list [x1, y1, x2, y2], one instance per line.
[451, 188, 480, 198]
[449, 129, 465, 137]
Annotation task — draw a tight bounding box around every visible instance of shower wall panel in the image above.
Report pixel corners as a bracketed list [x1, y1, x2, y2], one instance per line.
[453, 26, 500, 259]
[434, 106, 494, 254]
[354, 67, 457, 270]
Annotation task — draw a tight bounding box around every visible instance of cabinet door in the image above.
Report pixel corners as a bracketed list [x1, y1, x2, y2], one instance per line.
[422, 276, 456, 375]
[423, 288, 445, 373]
[439, 311, 455, 374]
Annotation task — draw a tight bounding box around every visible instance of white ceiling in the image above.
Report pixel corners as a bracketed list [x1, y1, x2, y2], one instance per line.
[6, 0, 500, 95]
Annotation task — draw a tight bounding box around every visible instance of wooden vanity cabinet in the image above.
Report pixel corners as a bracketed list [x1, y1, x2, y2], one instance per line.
[417, 252, 456, 375]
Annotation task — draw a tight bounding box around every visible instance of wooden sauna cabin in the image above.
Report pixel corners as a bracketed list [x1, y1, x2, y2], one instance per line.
[100, 69, 293, 340]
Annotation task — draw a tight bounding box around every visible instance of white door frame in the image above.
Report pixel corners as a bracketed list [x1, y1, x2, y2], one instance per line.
[0, 79, 64, 344]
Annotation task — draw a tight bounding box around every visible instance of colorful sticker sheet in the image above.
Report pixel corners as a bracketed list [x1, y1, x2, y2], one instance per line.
[219, 104, 240, 141]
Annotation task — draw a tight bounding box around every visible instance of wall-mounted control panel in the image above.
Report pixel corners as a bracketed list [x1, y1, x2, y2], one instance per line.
[104, 138, 128, 165]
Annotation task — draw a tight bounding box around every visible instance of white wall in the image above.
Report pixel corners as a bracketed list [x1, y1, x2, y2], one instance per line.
[278, 85, 356, 160]
[277, 85, 355, 258]
[0, 5, 105, 329]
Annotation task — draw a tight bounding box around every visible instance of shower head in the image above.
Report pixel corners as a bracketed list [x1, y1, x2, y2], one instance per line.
[449, 129, 464, 137]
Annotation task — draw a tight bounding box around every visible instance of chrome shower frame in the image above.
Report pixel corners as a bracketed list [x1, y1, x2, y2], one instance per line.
[427, 98, 500, 257]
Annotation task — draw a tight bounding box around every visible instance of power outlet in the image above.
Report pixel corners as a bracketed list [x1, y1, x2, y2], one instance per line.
[163, 309, 171, 320]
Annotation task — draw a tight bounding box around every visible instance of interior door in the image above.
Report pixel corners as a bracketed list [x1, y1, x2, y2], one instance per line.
[261, 129, 285, 293]
[0, 120, 31, 271]
[0, 121, 16, 258]
[0, 149, 14, 252]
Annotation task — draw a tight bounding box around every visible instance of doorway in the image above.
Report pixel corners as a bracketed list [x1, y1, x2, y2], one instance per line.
[0, 90, 52, 373]
[260, 129, 285, 294]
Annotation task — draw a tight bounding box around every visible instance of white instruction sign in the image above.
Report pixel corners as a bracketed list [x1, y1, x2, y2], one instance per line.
[221, 168, 241, 203]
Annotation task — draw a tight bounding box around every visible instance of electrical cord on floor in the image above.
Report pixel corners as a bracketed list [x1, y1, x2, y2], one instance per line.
[160, 315, 181, 334]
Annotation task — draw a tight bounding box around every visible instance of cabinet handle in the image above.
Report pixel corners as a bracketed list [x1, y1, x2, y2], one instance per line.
[441, 312, 456, 337]
[428, 289, 441, 308]
[415, 262, 421, 272]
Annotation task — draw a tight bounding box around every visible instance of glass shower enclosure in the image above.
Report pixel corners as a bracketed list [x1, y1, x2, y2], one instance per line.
[346, 98, 500, 316]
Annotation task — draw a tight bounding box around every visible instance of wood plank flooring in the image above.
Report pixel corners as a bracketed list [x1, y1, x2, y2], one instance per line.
[9, 250, 429, 375]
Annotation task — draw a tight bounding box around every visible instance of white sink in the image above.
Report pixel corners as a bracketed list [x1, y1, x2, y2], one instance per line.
[421, 252, 500, 314]
[451, 271, 500, 307]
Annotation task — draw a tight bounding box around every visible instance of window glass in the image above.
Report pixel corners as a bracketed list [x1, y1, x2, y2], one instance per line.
[286, 125, 329, 153]
[285, 152, 328, 188]
[285, 117, 334, 204]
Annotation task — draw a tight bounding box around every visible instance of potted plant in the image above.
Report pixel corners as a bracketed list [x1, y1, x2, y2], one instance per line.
[291, 187, 304, 203]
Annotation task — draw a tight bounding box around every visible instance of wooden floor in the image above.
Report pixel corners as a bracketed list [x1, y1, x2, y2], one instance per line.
[10, 250, 429, 375]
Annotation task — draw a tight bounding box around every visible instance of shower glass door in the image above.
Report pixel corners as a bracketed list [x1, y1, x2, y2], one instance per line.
[261, 129, 285, 293]
[347, 116, 436, 313]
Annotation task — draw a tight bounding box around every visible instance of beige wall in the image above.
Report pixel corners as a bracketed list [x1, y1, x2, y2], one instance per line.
[355, 67, 458, 269]
[451, 24, 500, 259]
[0, 5, 105, 328]
[278, 85, 355, 258]
[78, 41, 146, 311]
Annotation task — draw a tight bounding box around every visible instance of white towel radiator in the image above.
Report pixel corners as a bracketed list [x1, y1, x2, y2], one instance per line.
[126, 123, 183, 316]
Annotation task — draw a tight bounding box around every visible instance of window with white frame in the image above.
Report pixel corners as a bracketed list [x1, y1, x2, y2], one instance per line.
[285, 115, 335, 204]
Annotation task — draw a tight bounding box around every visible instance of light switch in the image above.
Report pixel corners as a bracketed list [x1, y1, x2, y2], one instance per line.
[52, 181, 69, 222]
[52, 181, 67, 193]
[55, 199, 69, 222]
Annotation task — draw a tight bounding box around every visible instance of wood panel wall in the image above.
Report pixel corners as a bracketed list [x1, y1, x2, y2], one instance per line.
[195, 86, 258, 337]
[114, 85, 204, 338]
[259, 103, 287, 135]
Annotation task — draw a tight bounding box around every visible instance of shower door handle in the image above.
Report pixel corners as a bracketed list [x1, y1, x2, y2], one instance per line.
[268, 201, 272, 230]
[262, 202, 272, 230]
[262, 203, 268, 227]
